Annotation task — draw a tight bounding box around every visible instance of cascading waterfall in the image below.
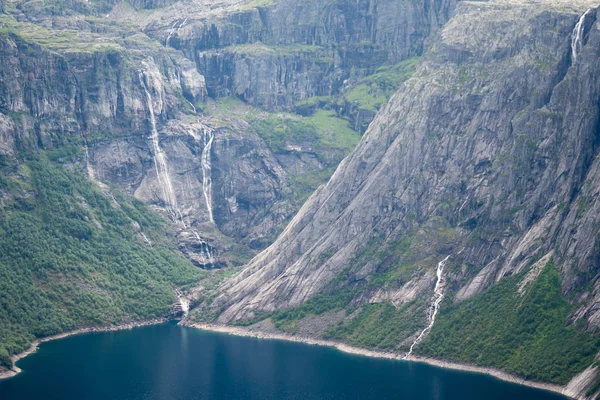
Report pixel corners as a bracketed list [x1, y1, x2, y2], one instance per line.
[139, 71, 185, 226]
[404, 254, 452, 359]
[199, 123, 215, 224]
[193, 230, 215, 266]
[175, 289, 190, 317]
[572, 8, 593, 61]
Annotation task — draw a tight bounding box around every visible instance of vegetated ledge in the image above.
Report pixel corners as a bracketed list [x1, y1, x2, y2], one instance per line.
[0, 318, 169, 380]
[183, 322, 575, 399]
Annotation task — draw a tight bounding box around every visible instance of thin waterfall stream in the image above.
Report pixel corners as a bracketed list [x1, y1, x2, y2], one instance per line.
[405, 254, 452, 359]
[139, 71, 185, 227]
[199, 122, 215, 224]
[572, 8, 593, 61]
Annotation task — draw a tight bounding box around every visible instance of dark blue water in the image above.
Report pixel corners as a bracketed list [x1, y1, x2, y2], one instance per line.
[0, 322, 567, 400]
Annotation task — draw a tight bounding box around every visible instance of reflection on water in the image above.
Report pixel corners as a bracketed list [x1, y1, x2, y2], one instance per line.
[0, 322, 568, 400]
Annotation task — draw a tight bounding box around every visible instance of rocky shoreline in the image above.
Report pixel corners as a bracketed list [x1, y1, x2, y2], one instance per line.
[0, 318, 577, 399]
[0, 318, 168, 380]
[183, 322, 572, 399]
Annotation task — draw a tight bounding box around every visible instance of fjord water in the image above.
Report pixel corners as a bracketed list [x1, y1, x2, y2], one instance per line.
[0, 323, 566, 400]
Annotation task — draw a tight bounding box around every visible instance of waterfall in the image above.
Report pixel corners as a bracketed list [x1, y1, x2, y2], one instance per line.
[572, 8, 593, 61]
[139, 71, 185, 226]
[81, 134, 113, 193]
[193, 230, 215, 266]
[404, 254, 452, 359]
[175, 289, 190, 317]
[165, 18, 188, 47]
[199, 123, 215, 224]
[186, 100, 197, 114]
[82, 142, 95, 182]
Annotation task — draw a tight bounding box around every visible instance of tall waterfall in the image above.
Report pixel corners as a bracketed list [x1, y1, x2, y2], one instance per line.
[572, 8, 593, 61]
[404, 254, 452, 359]
[200, 123, 215, 224]
[139, 71, 184, 226]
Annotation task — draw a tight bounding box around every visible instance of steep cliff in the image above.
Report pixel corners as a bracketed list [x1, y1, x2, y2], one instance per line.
[0, 0, 452, 267]
[199, 0, 600, 394]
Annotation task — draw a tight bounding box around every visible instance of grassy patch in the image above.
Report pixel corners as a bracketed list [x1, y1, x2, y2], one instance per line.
[0, 15, 122, 54]
[249, 109, 360, 199]
[223, 43, 324, 56]
[250, 109, 359, 158]
[345, 57, 420, 112]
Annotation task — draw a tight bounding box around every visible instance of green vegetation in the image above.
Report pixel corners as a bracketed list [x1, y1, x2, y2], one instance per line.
[289, 167, 335, 202]
[0, 347, 12, 370]
[249, 109, 360, 200]
[250, 109, 359, 158]
[344, 57, 420, 112]
[0, 153, 203, 364]
[242, 233, 429, 349]
[0, 15, 122, 54]
[225, 0, 275, 14]
[324, 301, 426, 350]
[223, 43, 324, 56]
[418, 262, 600, 385]
[270, 288, 358, 333]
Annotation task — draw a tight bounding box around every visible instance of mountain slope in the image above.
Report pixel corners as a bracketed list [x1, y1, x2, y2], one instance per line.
[197, 0, 600, 393]
[0, 152, 203, 371]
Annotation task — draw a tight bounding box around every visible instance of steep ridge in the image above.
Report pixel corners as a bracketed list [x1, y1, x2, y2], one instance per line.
[199, 0, 600, 392]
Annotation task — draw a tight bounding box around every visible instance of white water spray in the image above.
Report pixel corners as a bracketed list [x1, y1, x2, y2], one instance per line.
[175, 289, 190, 317]
[193, 230, 215, 266]
[139, 71, 185, 226]
[199, 123, 215, 224]
[572, 8, 593, 61]
[405, 254, 451, 359]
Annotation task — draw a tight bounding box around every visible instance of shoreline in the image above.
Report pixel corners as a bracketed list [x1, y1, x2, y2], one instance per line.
[0, 318, 168, 380]
[0, 318, 575, 398]
[183, 322, 571, 399]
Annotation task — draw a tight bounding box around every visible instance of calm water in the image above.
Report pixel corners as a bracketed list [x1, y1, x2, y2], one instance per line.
[0, 322, 566, 400]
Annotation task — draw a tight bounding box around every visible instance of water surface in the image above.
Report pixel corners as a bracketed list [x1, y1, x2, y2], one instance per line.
[0, 323, 567, 400]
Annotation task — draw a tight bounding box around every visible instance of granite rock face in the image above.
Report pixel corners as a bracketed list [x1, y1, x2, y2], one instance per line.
[213, 0, 600, 336]
[180, 0, 456, 110]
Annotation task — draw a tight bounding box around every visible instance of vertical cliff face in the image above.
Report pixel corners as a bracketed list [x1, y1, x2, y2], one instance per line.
[204, 2, 600, 388]
[141, 0, 457, 110]
[0, 0, 453, 267]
